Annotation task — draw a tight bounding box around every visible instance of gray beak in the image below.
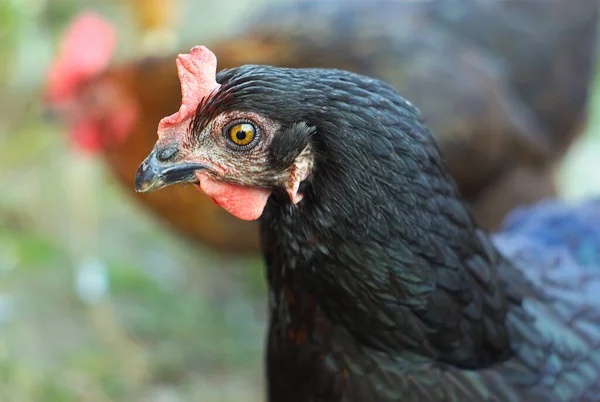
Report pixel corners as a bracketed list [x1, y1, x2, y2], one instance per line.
[134, 148, 206, 193]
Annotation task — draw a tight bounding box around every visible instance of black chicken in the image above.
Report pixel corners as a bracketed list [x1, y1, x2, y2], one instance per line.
[48, 0, 599, 247]
[135, 47, 600, 401]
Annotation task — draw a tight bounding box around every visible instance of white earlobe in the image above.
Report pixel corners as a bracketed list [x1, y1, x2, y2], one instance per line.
[286, 146, 313, 205]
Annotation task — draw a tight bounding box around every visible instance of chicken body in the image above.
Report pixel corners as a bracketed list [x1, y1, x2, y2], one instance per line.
[49, 0, 599, 252]
[136, 48, 600, 400]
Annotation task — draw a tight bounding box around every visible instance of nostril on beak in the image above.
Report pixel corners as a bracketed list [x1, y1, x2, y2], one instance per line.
[157, 146, 179, 162]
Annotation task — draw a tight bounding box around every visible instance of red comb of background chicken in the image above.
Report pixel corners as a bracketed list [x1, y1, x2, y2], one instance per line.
[156, 46, 220, 142]
[46, 12, 116, 103]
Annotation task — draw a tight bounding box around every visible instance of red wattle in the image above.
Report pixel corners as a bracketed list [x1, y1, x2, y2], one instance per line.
[195, 172, 271, 221]
[72, 120, 103, 153]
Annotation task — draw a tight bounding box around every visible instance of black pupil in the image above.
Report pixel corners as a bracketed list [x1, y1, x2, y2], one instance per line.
[236, 130, 247, 141]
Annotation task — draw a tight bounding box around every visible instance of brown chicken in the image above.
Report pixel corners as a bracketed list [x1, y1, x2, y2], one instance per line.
[45, 0, 599, 253]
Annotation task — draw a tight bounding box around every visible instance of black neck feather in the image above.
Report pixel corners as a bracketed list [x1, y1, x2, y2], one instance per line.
[220, 65, 518, 368]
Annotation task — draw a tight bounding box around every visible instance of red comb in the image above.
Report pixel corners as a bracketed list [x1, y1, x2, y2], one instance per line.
[157, 46, 221, 141]
[46, 12, 116, 102]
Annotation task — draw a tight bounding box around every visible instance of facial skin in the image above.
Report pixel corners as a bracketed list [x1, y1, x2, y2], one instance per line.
[135, 46, 313, 221]
[135, 107, 313, 220]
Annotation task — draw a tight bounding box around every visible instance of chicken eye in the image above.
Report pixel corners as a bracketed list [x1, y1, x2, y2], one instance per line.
[227, 122, 256, 147]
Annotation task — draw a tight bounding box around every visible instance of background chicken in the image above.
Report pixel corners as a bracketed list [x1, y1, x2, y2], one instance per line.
[46, 0, 599, 256]
[136, 45, 600, 401]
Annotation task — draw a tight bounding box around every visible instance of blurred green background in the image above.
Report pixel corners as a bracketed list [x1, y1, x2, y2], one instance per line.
[0, 0, 598, 401]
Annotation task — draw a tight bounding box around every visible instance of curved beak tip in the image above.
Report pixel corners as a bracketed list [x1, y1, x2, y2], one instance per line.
[134, 157, 162, 193]
[133, 151, 206, 193]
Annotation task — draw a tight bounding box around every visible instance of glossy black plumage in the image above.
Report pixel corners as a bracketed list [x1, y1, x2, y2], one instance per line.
[59, 0, 599, 258]
[198, 65, 600, 401]
[245, 0, 599, 230]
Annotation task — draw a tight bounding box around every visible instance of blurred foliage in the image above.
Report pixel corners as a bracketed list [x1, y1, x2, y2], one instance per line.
[560, 71, 600, 198]
[0, 0, 274, 400]
[0, 0, 598, 401]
